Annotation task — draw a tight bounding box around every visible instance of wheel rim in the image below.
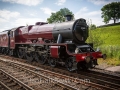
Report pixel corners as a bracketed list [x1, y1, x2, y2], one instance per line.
[26, 52, 34, 62]
[17, 49, 24, 59]
[66, 57, 73, 71]
[2, 48, 5, 54]
[40, 55, 47, 64]
[35, 53, 46, 64]
[0, 48, 1, 53]
[5, 49, 9, 55]
[90, 60, 96, 68]
[9, 50, 12, 56]
[49, 58, 56, 67]
[4, 48, 7, 55]
[80, 62, 89, 70]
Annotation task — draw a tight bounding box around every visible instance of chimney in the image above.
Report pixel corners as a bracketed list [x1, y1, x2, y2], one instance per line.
[65, 15, 73, 21]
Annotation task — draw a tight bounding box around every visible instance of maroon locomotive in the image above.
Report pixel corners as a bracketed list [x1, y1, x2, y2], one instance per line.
[0, 15, 106, 71]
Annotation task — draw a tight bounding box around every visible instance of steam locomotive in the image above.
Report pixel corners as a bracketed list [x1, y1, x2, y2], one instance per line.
[0, 15, 106, 71]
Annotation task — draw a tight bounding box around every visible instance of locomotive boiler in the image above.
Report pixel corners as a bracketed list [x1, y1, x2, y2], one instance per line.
[0, 15, 106, 71]
[20, 17, 88, 44]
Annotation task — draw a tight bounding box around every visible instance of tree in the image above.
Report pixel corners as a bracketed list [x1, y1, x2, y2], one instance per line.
[86, 19, 96, 30]
[89, 24, 96, 30]
[86, 19, 92, 27]
[101, 2, 120, 24]
[47, 8, 74, 23]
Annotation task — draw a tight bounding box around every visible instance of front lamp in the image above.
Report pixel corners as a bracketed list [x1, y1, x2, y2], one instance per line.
[85, 56, 91, 63]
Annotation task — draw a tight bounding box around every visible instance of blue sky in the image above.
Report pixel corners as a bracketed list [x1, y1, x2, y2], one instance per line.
[0, 0, 119, 31]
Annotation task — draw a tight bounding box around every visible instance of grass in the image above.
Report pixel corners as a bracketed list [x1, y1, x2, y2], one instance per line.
[98, 58, 120, 66]
[86, 25, 120, 65]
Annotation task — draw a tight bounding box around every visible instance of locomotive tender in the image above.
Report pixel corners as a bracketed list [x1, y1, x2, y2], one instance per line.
[0, 15, 106, 71]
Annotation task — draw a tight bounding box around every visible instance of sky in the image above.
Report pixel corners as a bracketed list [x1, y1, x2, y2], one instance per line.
[0, 0, 120, 31]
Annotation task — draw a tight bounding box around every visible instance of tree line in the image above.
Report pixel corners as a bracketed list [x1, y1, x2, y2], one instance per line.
[47, 2, 120, 28]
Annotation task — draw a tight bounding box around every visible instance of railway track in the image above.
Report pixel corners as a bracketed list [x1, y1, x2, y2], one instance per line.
[0, 80, 11, 90]
[77, 70, 120, 89]
[0, 56, 99, 90]
[0, 60, 80, 90]
[0, 69, 33, 90]
[0, 55, 120, 90]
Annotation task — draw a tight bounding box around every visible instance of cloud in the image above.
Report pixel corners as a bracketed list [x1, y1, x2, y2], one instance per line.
[75, 7, 88, 15]
[87, 11, 101, 16]
[88, 0, 120, 5]
[40, 7, 56, 15]
[2, 0, 43, 6]
[0, 17, 44, 32]
[0, 10, 20, 20]
[0, 18, 8, 23]
[15, 18, 43, 26]
[75, 7, 88, 17]
[30, 13, 36, 16]
[75, 7, 104, 26]
[55, 0, 66, 6]
[0, 10, 20, 31]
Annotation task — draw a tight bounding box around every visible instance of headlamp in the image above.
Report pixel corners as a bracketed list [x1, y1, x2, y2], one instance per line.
[85, 56, 91, 63]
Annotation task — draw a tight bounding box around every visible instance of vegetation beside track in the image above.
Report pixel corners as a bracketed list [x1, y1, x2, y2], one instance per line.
[87, 25, 120, 65]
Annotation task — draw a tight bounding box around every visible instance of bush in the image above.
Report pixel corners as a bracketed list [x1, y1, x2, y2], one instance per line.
[86, 30, 104, 48]
[100, 45, 120, 60]
[89, 24, 96, 30]
[87, 25, 120, 65]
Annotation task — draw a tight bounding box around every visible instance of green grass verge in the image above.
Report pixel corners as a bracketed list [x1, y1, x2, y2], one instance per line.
[87, 25, 120, 65]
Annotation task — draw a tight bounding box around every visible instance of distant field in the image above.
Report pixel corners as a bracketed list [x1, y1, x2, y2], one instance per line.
[87, 25, 120, 65]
